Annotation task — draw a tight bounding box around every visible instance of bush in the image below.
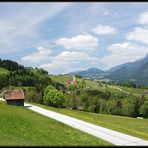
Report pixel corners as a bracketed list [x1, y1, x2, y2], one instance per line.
[99, 99, 107, 114]
[121, 99, 135, 117]
[43, 85, 65, 108]
[140, 101, 148, 118]
[88, 104, 96, 112]
[107, 99, 122, 115]
[80, 93, 89, 111]
[25, 90, 36, 102]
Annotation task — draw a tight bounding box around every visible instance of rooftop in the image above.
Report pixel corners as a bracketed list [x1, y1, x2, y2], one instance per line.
[3, 90, 25, 100]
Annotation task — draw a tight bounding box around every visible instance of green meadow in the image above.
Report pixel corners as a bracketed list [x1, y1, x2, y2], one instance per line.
[0, 101, 112, 146]
[31, 102, 148, 140]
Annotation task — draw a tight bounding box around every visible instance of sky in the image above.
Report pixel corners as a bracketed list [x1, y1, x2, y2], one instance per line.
[1, 2, 148, 74]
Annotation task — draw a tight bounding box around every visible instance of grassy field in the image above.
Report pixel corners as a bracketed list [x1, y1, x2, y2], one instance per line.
[0, 67, 9, 75]
[49, 75, 74, 87]
[30, 102, 148, 141]
[84, 79, 98, 88]
[0, 101, 112, 146]
[49, 75, 138, 95]
[49, 75, 98, 88]
[118, 86, 146, 95]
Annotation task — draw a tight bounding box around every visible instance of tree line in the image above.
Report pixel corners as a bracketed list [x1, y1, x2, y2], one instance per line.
[0, 59, 66, 104]
[43, 81, 148, 118]
[0, 58, 147, 118]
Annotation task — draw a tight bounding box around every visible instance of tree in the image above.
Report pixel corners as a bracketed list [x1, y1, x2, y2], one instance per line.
[70, 91, 78, 110]
[75, 74, 82, 78]
[88, 104, 96, 113]
[107, 99, 122, 115]
[43, 85, 65, 108]
[80, 93, 89, 111]
[140, 101, 148, 118]
[25, 89, 37, 102]
[121, 99, 136, 117]
[93, 97, 100, 113]
[99, 99, 107, 114]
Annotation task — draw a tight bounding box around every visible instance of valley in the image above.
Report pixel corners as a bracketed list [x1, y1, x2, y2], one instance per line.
[1, 2, 148, 146]
[0, 57, 148, 146]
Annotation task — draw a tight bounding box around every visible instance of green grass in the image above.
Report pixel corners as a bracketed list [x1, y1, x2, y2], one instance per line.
[49, 75, 74, 87]
[118, 86, 146, 95]
[0, 67, 9, 75]
[30, 102, 148, 141]
[0, 101, 112, 146]
[49, 75, 137, 95]
[49, 75, 98, 88]
[85, 79, 98, 88]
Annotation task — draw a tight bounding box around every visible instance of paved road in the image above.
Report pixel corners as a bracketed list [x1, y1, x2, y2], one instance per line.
[24, 103, 148, 146]
[0, 98, 5, 101]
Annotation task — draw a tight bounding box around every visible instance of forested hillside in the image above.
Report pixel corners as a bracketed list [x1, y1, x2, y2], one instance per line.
[0, 58, 66, 104]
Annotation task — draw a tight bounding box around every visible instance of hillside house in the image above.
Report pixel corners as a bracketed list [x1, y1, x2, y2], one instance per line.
[66, 76, 77, 85]
[3, 90, 25, 106]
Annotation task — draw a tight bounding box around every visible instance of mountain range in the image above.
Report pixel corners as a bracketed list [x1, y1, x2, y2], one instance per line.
[67, 54, 148, 85]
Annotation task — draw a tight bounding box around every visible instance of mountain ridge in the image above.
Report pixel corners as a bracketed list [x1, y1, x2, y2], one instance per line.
[66, 54, 148, 85]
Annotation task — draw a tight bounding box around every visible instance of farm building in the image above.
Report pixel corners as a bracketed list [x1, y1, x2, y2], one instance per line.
[3, 90, 25, 106]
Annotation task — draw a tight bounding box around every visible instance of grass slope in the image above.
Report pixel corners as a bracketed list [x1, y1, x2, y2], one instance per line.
[118, 86, 146, 95]
[0, 67, 9, 75]
[49, 75, 146, 94]
[49, 75, 79, 87]
[31, 102, 148, 140]
[50, 75, 101, 89]
[0, 101, 112, 146]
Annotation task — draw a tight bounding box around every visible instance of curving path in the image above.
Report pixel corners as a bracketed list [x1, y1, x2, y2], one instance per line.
[24, 103, 148, 146]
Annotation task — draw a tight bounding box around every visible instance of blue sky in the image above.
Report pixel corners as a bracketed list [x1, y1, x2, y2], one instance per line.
[1, 2, 148, 74]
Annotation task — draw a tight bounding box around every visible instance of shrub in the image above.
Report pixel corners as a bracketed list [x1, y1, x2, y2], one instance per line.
[88, 104, 96, 113]
[107, 99, 122, 115]
[43, 85, 65, 108]
[140, 101, 148, 118]
[80, 93, 89, 111]
[99, 99, 107, 114]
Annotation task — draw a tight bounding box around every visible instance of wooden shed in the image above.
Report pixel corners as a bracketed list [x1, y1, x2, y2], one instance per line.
[3, 90, 25, 106]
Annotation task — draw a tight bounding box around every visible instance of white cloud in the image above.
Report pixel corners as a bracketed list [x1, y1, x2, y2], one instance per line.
[126, 11, 148, 45]
[92, 25, 117, 35]
[55, 34, 99, 51]
[100, 42, 148, 69]
[126, 27, 148, 44]
[138, 11, 148, 25]
[21, 46, 52, 63]
[0, 3, 71, 55]
[39, 51, 98, 74]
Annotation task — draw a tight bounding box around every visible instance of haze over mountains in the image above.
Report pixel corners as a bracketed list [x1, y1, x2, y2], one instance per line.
[67, 54, 148, 85]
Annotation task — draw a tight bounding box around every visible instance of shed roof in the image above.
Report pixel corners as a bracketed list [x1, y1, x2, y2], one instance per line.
[3, 90, 25, 100]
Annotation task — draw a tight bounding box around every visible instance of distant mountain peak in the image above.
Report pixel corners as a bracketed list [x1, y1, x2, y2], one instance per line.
[87, 68, 104, 72]
[66, 53, 148, 85]
[66, 68, 105, 79]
